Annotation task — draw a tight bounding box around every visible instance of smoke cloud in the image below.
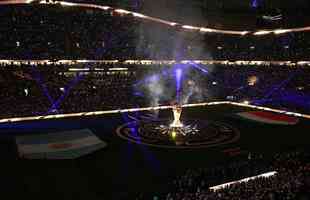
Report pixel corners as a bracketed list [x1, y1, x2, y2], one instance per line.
[134, 63, 213, 108]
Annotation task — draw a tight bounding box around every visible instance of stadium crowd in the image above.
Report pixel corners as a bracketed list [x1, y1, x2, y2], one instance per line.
[0, 63, 309, 118]
[0, 2, 309, 200]
[145, 150, 310, 200]
[213, 66, 310, 113]
[0, 64, 143, 118]
[1, 4, 310, 60]
[0, 3, 309, 118]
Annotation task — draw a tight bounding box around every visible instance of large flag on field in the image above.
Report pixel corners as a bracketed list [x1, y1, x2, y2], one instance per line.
[16, 129, 107, 159]
[237, 111, 299, 125]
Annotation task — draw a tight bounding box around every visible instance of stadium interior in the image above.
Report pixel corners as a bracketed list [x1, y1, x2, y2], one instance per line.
[0, 0, 309, 200]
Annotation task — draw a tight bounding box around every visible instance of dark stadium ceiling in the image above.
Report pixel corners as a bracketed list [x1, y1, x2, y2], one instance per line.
[137, 0, 310, 30]
[2, 0, 310, 12]
[1, 0, 310, 30]
[84, 0, 310, 14]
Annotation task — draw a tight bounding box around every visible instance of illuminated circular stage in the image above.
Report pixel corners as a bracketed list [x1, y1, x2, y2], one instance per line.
[116, 115, 240, 149]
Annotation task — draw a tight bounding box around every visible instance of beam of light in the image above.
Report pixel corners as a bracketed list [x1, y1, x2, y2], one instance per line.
[48, 75, 81, 112]
[48, 62, 97, 113]
[279, 91, 310, 112]
[261, 71, 297, 102]
[119, 112, 139, 178]
[188, 61, 209, 74]
[121, 112, 140, 140]
[210, 171, 277, 191]
[133, 91, 145, 97]
[251, 0, 258, 8]
[192, 64, 209, 74]
[175, 68, 183, 103]
[23, 50, 56, 114]
[43, 3, 110, 113]
[2, 0, 310, 36]
[121, 111, 161, 175]
[30, 65, 55, 105]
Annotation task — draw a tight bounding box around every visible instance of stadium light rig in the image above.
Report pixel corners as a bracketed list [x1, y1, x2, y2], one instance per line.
[243, 100, 250, 105]
[210, 171, 277, 191]
[253, 30, 272, 35]
[0, 101, 309, 124]
[2, 59, 310, 67]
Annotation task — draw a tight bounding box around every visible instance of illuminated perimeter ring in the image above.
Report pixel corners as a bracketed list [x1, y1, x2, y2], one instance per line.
[116, 119, 240, 149]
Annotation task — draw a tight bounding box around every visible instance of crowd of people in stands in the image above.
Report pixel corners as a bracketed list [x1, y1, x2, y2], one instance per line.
[0, 63, 309, 118]
[0, 3, 309, 200]
[0, 3, 309, 118]
[143, 150, 310, 200]
[213, 66, 310, 113]
[0, 64, 143, 118]
[1, 4, 310, 60]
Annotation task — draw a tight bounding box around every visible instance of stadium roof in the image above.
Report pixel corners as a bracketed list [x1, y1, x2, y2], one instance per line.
[1, 0, 309, 11]
[1, 0, 310, 31]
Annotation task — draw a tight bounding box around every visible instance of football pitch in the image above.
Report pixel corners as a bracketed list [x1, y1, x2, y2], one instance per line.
[0, 104, 309, 200]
